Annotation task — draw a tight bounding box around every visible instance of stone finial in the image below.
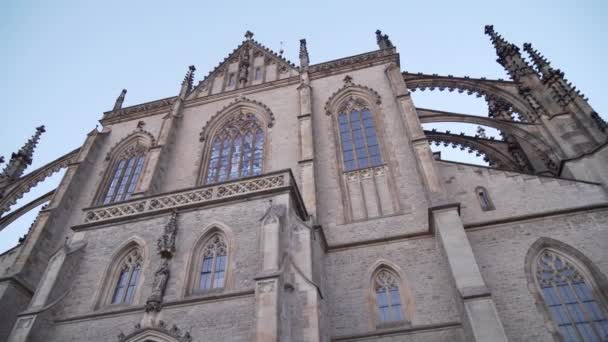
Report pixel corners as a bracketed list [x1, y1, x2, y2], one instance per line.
[476, 126, 488, 139]
[157, 210, 179, 258]
[343, 75, 353, 84]
[375, 29, 394, 49]
[245, 30, 254, 40]
[299, 39, 309, 68]
[0, 156, 4, 164]
[181, 65, 196, 95]
[113, 89, 127, 111]
[1, 125, 45, 183]
[522, 43, 553, 78]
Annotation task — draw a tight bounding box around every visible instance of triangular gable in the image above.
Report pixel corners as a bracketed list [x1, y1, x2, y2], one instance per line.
[189, 33, 299, 99]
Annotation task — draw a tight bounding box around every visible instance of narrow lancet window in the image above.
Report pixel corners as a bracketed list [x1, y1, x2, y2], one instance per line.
[475, 186, 495, 211]
[103, 145, 146, 204]
[111, 249, 142, 305]
[536, 250, 608, 341]
[338, 108, 382, 171]
[199, 234, 227, 290]
[374, 269, 405, 324]
[206, 113, 264, 184]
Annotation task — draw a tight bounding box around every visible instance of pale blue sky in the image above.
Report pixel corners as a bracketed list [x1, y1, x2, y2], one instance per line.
[1, 0, 606, 253]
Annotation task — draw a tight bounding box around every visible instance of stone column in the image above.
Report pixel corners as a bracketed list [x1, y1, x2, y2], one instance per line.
[297, 64, 317, 217]
[7, 237, 87, 342]
[432, 206, 508, 342]
[133, 67, 194, 197]
[0, 127, 105, 342]
[253, 201, 284, 342]
[386, 63, 508, 341]
[385, 63, 444, 200]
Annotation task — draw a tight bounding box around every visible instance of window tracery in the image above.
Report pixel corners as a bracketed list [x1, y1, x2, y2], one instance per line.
[111, 248, 142, 305]
[205, 112, 264, 184]
[337, 98, 382, 172]
[102, 142, 146, 204]
[198, 234, 228, 291]
[535, 250, 608, 341]
[374, 269, 405, 324]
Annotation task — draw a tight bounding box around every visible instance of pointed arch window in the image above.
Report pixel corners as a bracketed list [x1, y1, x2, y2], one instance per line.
[475, 186, 495, 211]
[102, 144, 146, 204]
[197, 234, 228, 290]
[535, 250, 608, 341]
[338, 104, 382, 172]
[111, 248, 142, 305]
[206, 113, 264, 184]
[374, 269, 405, 324]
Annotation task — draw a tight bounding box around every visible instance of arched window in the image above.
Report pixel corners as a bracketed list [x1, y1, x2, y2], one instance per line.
[102, 143, 146, 204]
[338, 106, 382, 172]
[475, 186, 495, 211]
[374, 268, 405, 325]
[206, 113, 264, 184]
[111, 248, 142, 305]
[196, 234, 227, 291]
[535, 249, 608, 341]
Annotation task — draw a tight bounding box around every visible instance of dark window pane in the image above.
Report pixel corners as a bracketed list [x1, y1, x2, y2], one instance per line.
[345, 161, 355, 171]
[542, 287, 560, 306]
[112, 270, 128, 304]
[550, 306, 570, 325]
[560, 325, 578, 342]
[371, 155, 382, 166]
[359, 158, 369, 168]
[573, 282, 593, 301]
[566, 303, 585, 323]
[558, 284, 577, 304]
[343, 150, 354, 162]
[391, 304, 404, 322]
[585, 302, 605, 321]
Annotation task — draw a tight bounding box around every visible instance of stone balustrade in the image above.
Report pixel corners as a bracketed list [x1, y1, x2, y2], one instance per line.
[82, 170, 302, 225]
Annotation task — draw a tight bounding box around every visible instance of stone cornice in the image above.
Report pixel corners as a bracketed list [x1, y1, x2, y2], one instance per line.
[331, 321, 462, 341]
[54, 288, 255, 324]
[309, 48, 399, 79]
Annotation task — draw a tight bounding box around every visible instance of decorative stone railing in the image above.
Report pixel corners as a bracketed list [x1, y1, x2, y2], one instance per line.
[81, 169, 305, 225]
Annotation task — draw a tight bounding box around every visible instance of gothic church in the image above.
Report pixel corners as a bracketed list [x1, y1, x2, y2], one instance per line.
[1, 26, 607, 342]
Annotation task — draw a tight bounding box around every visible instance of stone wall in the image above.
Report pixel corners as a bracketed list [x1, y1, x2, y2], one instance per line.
[438, 161, 608, 225]
[468, 208, 608, 342]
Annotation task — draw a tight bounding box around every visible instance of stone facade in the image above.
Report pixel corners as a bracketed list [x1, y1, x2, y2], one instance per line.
[0, 28, 607, 342]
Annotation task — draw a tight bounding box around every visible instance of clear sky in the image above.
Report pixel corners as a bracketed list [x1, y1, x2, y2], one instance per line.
[1, 0, 606, 253]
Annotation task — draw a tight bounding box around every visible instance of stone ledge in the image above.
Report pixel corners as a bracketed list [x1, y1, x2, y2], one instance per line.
[54, 289, 255, 324]
[331, 321, 462, 341]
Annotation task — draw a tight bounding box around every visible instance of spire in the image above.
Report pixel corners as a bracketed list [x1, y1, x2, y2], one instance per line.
[522, 43, 553, 78]
[375, 29, 394, 49]
[180, 65, 196, 96]
[113, 89, 127, 111]
[299, 39, 309, 68]
[484, 25, 536, 81]
[0, 125, 45, 181]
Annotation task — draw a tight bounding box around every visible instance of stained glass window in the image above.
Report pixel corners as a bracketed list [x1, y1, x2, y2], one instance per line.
[338, 108, 382, 171]
[103, 144, 146, 204]
[375, 269, 405, 324]
[536, 250, 608, 341]
[199, 234, 228, 290]
[206, 113, 264, 184]
[111, 249, 142, 304]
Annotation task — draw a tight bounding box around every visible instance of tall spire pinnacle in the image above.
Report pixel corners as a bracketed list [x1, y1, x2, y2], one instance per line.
[522, 43, 552, 78]
[1, 125, 45, 182]
[375, 29, 394, 49]
[180, 65, 196, 96]
[113, 89, 127, 111]
[299, 39, 309, 68]
[484, 25, 536, 81]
